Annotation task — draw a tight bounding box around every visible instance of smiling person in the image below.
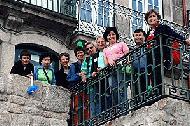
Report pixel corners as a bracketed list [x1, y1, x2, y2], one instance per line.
[55, 53, 70, 88]
[34, 53, 56, 85]
[132, 29, 147, 105]
[103, 27, 129, 107]
[145, 9, 190, 95]
[10, 49, 34, 77]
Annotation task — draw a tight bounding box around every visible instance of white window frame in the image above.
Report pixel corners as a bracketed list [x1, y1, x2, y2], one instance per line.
[129, 0, 162, 34]
[78, 0, 113, 36]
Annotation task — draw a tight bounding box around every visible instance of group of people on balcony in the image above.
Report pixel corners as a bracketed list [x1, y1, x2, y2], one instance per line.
[10, 9, 190, 125]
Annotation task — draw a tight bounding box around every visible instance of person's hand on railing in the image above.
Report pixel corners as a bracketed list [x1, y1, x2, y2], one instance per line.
[79, 72, 87, 83]
[185, 39, 190, 45]
[92, 72, 98, 77]
[108, 59, 116, 66]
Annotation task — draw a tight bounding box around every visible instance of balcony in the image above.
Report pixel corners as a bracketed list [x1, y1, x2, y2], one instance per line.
[10, 0, 77, 17]
[69, 34, 190, 126]
[0, 0, 78, 47]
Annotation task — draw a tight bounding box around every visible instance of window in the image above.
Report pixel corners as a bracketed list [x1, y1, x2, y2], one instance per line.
[79, 0, 113, 26]
[15, 44, 59, 72]
[80, 0, 92, 23]
[97, 0, 110, 27]
[131, 0, 162, 32]
[172, 0, 184, 25]
[15, 0, 76, 16]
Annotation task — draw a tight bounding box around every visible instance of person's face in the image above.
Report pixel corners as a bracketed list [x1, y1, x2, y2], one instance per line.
[76, 51, 85, 61]
[60, 55, 69, 67]
[133, 32, 145, 45]
[107, 31, 117, 44]
[41, 56, 51, 68]
[21, 56, 30, 65]
[86, 44, 96, 56]
[97, 37, 106, 50]
[147, 12, 159, 27]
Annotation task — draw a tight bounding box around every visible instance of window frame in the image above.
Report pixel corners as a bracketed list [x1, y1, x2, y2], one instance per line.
[129, 0, 162, 34]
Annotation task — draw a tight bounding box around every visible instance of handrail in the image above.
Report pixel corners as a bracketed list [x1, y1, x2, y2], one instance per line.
[70, 34, 190, 126]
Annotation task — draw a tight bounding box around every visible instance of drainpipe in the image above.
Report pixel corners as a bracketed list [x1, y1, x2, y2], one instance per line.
[182, 0, 187, 26]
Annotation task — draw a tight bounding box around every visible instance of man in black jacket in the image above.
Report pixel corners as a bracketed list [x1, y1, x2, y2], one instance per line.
[10, 49, 34, 77]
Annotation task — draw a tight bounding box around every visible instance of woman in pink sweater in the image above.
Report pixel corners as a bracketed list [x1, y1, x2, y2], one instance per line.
[103, 27, 129, 107]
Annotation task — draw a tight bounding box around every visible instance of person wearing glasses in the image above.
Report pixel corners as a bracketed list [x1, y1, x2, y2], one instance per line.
[10, 49, 34, 77]
[80, 41, 101, 119]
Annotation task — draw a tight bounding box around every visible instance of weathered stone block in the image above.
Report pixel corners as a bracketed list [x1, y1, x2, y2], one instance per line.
[0, 114, 11, 126]
[11, 114, 31, 126]
[31, 116, 50, 126]
[7, 103, 23, 114]
[9, 95, 26, 105]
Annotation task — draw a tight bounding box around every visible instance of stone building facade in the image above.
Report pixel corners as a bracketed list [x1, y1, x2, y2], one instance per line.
[0, 0, 189, 74]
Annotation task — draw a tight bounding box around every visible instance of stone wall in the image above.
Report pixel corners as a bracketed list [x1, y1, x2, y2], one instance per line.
[105, 98, 190, 126]
[0, 74, 70, 126]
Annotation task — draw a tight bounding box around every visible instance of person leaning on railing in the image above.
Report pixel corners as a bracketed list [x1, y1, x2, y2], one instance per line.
[132, 29, 147, 103]
[145, 9, 190, 96]
[103, 27, 129, 106]
[66, 47, 87, 126]
[80, 41, 100, 119]
[55, 52, 70, 88]
[93, 36, 107, 112]
[10, 49, 34, 77]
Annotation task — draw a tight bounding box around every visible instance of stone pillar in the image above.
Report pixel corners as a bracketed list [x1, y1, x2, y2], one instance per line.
[0, 29, 15, 74]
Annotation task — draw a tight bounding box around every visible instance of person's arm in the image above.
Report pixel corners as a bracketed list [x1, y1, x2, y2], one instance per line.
[163, 25, 187, 43]
[121, 42, 130, 55]
[67, 63, 81, 82]
[103, 48, 115, 66]
[10, 65, 16, 74]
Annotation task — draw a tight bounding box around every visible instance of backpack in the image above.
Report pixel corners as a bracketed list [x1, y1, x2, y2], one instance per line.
[172, 40, 180, 65]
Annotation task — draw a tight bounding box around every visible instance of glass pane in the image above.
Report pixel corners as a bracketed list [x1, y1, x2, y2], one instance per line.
[31, 0, 36, 5]
[154, 6, 159, 12]
[148, 5, 153, 10]
[133, 19, 137, 25]
[53, 0, 58, 12]
[132, 0, 136, 10]
[148, 0, 152, 4]
[80, 9, 85, 21]
[154, 0, 158, 6]
[86, 11, 92, 22]
[138, 1, 143, 12]
[48, 0, 53, 10]
[36, 0, 41, 6]
[86, 0, 91, 10]
[42, 0, 47, 8]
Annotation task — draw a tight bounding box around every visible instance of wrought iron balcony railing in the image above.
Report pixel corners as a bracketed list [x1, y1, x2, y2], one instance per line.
[70, 34, 190, 126]
[12, 0, 77, 17]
